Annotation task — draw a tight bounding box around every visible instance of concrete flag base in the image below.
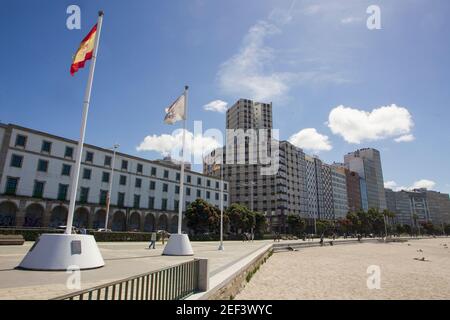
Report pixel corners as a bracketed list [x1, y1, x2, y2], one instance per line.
[18, 233, 105, 271]
[162, 233, 194, 256]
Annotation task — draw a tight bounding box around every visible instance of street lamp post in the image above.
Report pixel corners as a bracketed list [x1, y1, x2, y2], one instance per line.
[104, 144, 119, 230]
[218, 160, 224, 251]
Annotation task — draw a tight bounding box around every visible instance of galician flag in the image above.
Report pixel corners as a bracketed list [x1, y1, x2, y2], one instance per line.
[164, 94, 186, 124]
[70, 23, 98, 76]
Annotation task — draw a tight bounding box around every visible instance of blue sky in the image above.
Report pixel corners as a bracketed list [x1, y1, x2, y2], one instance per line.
[1, 0, 449, 194]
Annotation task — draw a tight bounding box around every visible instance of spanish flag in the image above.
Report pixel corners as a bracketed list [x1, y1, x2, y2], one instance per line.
[70, 24, 98, 76]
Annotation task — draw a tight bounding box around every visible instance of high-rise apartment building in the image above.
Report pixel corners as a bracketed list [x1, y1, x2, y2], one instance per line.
[345, 169, 362, 213]
[204, 98, 308, 232]
[330, 165, 349, 219]
[385, 188, 450, 226]
[344, 148, 387, 211]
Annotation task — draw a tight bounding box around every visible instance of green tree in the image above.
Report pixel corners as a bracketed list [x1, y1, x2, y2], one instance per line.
[226, 203, 252, 234]
[254, 212, 267, 238]
[185, 198, 221, 234]
[287, 215, 306, 236]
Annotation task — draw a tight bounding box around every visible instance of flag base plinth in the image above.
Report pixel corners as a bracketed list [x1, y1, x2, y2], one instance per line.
[18, 234, 105, 271]
[162, 233, 194, 256]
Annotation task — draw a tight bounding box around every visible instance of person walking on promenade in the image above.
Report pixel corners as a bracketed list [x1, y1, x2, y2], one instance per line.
[148, 232, 156, 249]
[320, 234, 324, 246]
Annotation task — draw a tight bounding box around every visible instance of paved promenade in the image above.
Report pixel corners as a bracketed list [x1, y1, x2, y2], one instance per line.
[0, 240, 270, 300]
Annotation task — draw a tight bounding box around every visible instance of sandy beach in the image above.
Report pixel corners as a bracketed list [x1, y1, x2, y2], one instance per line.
[237, 238, 450, 300]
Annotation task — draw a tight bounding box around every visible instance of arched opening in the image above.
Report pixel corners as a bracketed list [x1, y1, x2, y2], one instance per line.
[49, 206, 68, 228]
[0, 201, 17, 227]
[170, 215, 178, 233]
[157, 214, 168, 231]
[74, 207, 89, 228]
[93, 210, 106, 230]
[112, 211, 126, 231]
[128, 212, 141, 231]
[144, 213, 155, 232]
[24, 203, 44, 227]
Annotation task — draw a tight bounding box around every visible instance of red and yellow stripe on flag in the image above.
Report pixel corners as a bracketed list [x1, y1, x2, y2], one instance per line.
[70, 24, 98, 76]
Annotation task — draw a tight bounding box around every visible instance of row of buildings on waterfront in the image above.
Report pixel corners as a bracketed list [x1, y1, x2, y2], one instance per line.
[1, 98, 449, 233]
[203, 98, 450, 232]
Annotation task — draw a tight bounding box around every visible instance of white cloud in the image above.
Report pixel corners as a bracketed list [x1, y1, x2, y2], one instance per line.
[394, 134, 415, 143]
[203, 100, 228, 113]
[341, 17, 362, 24]
[288, 128, 332, 153]
[327, 104, 414, 144]
[384, 179, 436, 191]
[384, 181, 399, 190]
[136, 129, 221, 162]
[217, 2, 349, 102]
[411, 179, 436, 190]
[217, 20, 293, 102]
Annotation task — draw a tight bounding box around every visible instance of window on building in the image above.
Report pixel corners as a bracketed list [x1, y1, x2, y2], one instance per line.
[99, 190, 108, 205]
[5, 177, 19, 195]
[216, 181, 219, 189]
[175, 185, 180, 194]
[121, 160, 128, 170]
[224, 194, 228, 202]
[174, 200, 179, 211]
[224, 183, 228, 190]
[83, 168, 91, 180]
[162, 183, 168, 192]
[148, 197, 155, 209]
[33, 180, 45, 198]
[151, 167, 157, 176]
[137, 163, 143, 174]
[164, 170, 169, 179]
[215, 192, 219, 200]
[197, 177, 202, 185]
[104, 155, 112, 167]
[149, 180, 156, 190]
[102, 171, 110, 183]
[135, 178, 142, 188]
[15, 134, 27, 147]
[119, 175, 127, 185]
[61, 164, 71, 176]
[57, 184, 68, 201]
[187, 175, 191, 183]
[10, 154, 23, 168]
[206, 191, 210, 199]
[117, 192, 125, 207]
[37, 159, 48, 172]
[79, 187, 89, 203]
[196, 189, 201, 198]
[41, 140, 52, 153]
[161, 198, 168, 210]
[85, 151, 94, 163]
[176, 172, 180, 181]
[133, 194, 140, 208]
[207, 180, 211, 187]
[186, 187, 191, 196]
[65, 146, 74, 159]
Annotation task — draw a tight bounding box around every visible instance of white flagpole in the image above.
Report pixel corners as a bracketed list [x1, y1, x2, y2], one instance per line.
[177, 86, 188, 234]
[66, 11, 104, 235]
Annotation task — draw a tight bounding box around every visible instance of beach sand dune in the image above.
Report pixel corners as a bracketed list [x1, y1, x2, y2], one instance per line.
[237, 238, 450, 300]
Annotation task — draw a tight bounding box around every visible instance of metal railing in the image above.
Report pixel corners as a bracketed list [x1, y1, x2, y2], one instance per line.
[53, 259, 201, 300]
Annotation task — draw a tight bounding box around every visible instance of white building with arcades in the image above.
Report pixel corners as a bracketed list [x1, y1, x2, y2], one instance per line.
[0, 123, 228, 233]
